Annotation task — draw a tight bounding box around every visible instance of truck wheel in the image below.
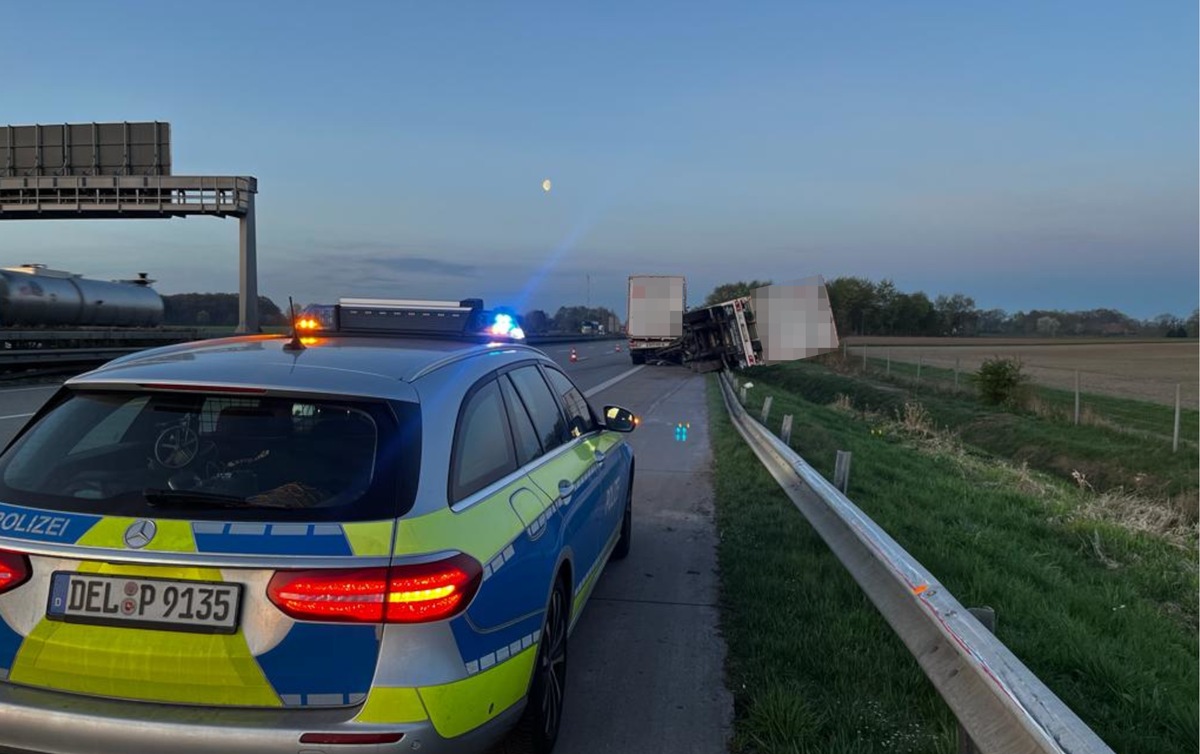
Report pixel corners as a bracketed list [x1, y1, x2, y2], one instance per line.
[630, 351, 645, 365]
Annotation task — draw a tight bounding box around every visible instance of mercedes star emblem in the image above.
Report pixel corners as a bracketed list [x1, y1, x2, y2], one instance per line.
[124, 519, 157, 549]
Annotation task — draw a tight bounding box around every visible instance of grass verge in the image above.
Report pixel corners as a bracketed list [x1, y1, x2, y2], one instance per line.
[750, 359, 1199, 505]
[711, 375, 1198, 754]
[862, 356, 1199, 443]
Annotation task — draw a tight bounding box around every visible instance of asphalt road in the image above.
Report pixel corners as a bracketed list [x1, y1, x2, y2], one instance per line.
[0, 338, 734, 753]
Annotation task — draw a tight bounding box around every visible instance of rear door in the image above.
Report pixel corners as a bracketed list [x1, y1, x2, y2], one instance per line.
[505, 364, 610, 610]
[0, 387, 410, 709]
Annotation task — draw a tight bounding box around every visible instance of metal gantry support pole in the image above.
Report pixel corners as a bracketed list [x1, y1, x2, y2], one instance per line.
[237, 191, 260, 334]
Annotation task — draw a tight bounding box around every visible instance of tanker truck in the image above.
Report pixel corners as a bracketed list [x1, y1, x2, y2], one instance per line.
[0, 264, 164, 328]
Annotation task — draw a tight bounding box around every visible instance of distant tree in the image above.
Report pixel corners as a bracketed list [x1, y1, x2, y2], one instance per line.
[522, 309, 551, 334]
[196, 310, 210, 325]
[934, 293, 978, 335]
[163, 293, 286, 327]
[976, 308, 1009, 335]
[552, 305, 619, 334]
[825, 277, 878, 336]
[1035, 315, 1061, 337]
[1187, 309, 1199, 338]
[703, 280, 772, 307]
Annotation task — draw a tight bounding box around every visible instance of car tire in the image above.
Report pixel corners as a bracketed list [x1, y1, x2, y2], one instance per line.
[610, 477, 632, 561]
[497, 576, 569, 754]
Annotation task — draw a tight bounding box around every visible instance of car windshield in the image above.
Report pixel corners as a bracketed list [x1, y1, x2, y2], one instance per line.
[0, 389, 416, 522]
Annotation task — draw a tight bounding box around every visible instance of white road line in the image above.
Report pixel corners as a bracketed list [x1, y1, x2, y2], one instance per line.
[584, 366, 645, 398]
[0, 412, 34, 421]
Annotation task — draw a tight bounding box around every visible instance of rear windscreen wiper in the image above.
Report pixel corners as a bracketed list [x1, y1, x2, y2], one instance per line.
[143, 488, 254, 509]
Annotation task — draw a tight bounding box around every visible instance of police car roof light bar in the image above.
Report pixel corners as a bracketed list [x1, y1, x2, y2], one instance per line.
[334, 298, 487, 337]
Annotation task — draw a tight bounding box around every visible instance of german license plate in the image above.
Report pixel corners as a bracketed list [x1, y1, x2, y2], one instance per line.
[46, 572, 242, 634]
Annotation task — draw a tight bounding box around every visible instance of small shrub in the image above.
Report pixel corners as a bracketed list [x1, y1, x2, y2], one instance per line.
[974, 356, 1030, 407]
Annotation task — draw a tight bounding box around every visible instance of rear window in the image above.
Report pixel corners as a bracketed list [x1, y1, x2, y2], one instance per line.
[0, 389, 418, 522]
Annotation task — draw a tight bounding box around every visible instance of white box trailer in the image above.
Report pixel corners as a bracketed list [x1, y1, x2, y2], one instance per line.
[626, 275, 686, 364]
[676, 277, 839, 371]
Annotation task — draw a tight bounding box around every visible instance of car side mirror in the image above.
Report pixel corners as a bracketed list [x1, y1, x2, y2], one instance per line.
[603, 405, 637, 432]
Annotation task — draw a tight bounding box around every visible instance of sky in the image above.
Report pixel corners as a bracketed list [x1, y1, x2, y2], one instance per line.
[1, 0, 1196, 320]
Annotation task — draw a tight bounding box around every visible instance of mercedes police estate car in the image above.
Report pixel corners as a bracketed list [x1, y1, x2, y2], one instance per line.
[0, 298, 637, 754]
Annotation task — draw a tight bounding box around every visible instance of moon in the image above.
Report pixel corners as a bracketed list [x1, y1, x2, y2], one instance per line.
[542, 178, 552, 192]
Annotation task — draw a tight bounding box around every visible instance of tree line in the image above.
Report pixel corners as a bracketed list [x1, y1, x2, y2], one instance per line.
[703, 278, 1198, 338]
[163, 294, 286, 327]
[823, 276, 1198, 338]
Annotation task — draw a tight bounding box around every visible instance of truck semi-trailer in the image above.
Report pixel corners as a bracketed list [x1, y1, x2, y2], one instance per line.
[626, 275, 686, 364]
[626, 274, 839, 370]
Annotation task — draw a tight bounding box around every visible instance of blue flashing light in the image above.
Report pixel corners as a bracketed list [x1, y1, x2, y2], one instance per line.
[488, 312, 525, 340]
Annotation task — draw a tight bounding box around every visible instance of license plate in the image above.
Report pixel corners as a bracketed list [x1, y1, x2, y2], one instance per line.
[46, 572, 242, 634]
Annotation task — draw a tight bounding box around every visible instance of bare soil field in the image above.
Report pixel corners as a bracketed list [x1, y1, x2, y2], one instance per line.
[843, 340, 1199, 408]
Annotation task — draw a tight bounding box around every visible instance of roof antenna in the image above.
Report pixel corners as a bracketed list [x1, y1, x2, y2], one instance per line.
[283, 296, 306, 352]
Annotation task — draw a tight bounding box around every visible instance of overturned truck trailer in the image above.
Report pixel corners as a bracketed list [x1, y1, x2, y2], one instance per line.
[630, 276, 839, 371]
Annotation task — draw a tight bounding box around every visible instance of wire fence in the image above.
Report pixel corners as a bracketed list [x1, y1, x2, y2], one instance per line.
[838, 344, 1197, 451]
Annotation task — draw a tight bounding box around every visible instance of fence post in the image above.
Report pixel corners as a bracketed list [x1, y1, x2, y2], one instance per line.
[740, 385, 748, 403]
[842, 341, 846, 359]
[1173, 383, 1181, 453]
[761, 396, 773, 424]
[886, 349, 891, 376]
[954, 357, 960, 389]
[916, 355, 923, 387]
[834, 451, 852, 493]
[781, 414, 793, 444]
[1074, 370, 1080, 426]
[957, 607, 997, 754]
[862, 343, 867, 371]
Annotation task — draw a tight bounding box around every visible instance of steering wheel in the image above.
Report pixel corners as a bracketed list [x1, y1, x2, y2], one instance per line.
[154, 424, 201, 469]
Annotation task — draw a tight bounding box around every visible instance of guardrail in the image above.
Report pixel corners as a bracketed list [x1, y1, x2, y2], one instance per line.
[717, 372, 1114, 754]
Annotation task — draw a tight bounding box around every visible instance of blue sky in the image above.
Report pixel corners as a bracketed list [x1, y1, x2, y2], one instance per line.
[2, 0, 1196, 319]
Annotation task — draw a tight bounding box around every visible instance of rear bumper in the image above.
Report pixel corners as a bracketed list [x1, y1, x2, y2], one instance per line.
[0, 681, 522, 754]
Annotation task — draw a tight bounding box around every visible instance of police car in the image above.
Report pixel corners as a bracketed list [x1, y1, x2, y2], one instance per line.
[0, 297, 637, 754]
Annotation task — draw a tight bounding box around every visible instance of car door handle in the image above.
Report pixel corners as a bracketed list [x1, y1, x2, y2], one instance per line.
[593, 449, 606, 464]
[558, 480, 575, 499]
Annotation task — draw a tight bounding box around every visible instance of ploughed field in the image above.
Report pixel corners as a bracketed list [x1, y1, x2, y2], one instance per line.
[842, 338, 1198, 409]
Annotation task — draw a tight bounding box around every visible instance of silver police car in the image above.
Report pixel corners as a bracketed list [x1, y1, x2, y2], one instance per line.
[0, 297, 637, 754]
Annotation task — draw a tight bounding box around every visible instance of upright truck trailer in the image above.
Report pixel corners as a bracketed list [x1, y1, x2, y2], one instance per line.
[625, 274, 839, 370]
[626, 275, 686, 364]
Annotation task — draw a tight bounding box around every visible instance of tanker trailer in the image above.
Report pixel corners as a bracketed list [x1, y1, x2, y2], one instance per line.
[0, 264, 164, 328]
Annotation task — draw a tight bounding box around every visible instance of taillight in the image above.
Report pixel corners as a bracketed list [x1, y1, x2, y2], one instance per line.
[299, 732, 404, 745]
[267, 554, 482, 624]
[0, 550, 31, 595]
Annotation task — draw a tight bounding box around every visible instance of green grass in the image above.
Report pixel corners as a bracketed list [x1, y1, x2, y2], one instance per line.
[746, 359, 1199, 501]
[711, 375, 1198, 754]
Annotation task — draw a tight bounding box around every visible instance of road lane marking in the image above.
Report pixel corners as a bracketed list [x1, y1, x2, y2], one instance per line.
[0, 412, 34, 421]
[584, 366, 645, 398]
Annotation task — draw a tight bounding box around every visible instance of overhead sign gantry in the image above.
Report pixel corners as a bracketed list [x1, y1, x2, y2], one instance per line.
[0, 122, 261, 332]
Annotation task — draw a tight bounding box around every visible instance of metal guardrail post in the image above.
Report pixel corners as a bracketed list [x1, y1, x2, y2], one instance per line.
[781, 414, 793, 445]
[834, 450, 851, 493]
[715, 372, 1115, 754]
[761, 396, 773, 424]
[959, 607, 997, 754]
